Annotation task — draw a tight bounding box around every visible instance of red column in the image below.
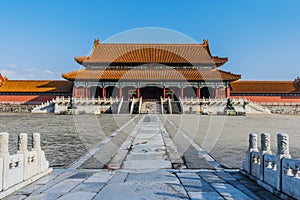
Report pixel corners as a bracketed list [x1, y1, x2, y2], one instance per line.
[119, 87, 123, 98]
[102, 87, 106, 98]
[180, 87, 184, 99]
[215, 87, 219, 98]
[163, 87, 166, 99]
[197, 87, 200, 99]
[225, 87, 230, 98]
[85, 87, 89, 98]
[137, 87, 140, 98]
[73, 87, 77, 97]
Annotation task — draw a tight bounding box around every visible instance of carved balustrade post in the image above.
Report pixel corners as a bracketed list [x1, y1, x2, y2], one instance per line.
[260, 133, 271, 181]
[249, 133, 258, 152]
[17, 133, 28, 154]
[277, 133, 291, 159]
[32, 133, 41, 152]
[244, 133, 258, 173]
[0, 132, 9, 156]
[275, 133, 291, 191]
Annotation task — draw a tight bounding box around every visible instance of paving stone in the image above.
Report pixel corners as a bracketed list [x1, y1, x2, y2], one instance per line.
[3, 194, 27, 200]
[84, 170, 115, 183]
[94, 182, 189, 200]
[67, 172, 95, 179]
[57, 191, 97, 200]
[178, 175, 215, 192]
[133, 139, 163, 146]
[30, 171, 78, 195]
[125, 170, 179, 184]
[107, 171, 128, 183]
[215, 171, 237, 181]
[31, 173, 59, 185]
[72, 182, 105, 193]
[122, 159, 172, 170]
[25, 193, 63, 200]
[188, 191, 223, 200]
[130, 147, 166, 154]
[229, 172, 246, 181]
[125, 152, 168, 160]
[232, 184, 261, 200]
[43, 178, 84, 194]
[198, 172, 226, 183]
[13, 182, 44, 196]
[211, 183, 252, 200]
[132, 144, 166, 150]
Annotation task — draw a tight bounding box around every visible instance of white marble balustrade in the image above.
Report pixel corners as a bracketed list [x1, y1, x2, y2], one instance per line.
[243, 132, 300, 199]
[0, 132, 52, 198]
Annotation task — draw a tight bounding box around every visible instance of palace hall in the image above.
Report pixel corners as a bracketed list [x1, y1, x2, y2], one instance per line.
[62, 39, 240, 100]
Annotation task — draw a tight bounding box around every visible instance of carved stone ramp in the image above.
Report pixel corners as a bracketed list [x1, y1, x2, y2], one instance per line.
[107, 114, 185, 171]
[121, 115, 173, 171]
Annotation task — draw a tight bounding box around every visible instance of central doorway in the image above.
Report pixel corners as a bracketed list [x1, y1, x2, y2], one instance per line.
[140, 86, 163, 100]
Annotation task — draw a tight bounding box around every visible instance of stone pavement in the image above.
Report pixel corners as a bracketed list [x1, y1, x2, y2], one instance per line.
[121, 115, 172, 170]
[4, 168, 280, 200]
[4, 115, 281, 199]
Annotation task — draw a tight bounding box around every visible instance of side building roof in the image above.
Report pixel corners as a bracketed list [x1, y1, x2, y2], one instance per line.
[0, 80, 73, 93]
[74, 39, 228, 67]
[230, 80, 300, 94]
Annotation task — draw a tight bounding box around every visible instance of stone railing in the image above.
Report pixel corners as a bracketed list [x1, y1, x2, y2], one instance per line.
[0, 132, 52, 198]
[138, 96, 142, 114]
[117, 96, 124, 114]
[53, 96, 120, 105]
[243, 133, 300, 199]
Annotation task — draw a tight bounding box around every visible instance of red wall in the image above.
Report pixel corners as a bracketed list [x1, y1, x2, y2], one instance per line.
[230, 95, 300, 103]
[0, 95, 59, 104]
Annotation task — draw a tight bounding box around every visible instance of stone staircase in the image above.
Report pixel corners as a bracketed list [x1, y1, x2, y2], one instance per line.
[118, 101, 130, 114]
[140, 102, 160, 114]
[170, 101, 182, 114]
[132, 101, 139, 114]
[162, 101, 169, 114]
[245, 101, 271, 114]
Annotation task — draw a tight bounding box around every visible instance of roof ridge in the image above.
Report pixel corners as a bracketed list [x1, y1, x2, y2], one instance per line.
[234, 80, 293, 83]
[6, 80, 69, 82]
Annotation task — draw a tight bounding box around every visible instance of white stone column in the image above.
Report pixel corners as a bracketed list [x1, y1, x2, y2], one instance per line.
[0, 132, 9, 190]
[244, 133, 258, 173]
[259, 133, 271, 181]
[275, 133, 291, 191]
[17, 133, 28, 154]
[249, 133, 258, 152]
[32, 133, 49, 173]
[32, 133, 41, 151]
[277, 133, 290, 159]
[0, 132, 9, 156]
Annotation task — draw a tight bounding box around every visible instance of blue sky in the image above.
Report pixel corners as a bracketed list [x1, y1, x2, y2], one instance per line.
[0, 0, 299, 80]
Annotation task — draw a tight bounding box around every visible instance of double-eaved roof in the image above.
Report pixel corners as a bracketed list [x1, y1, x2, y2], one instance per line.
[66, 39, 239, 82]
[74, 39, 228, 67]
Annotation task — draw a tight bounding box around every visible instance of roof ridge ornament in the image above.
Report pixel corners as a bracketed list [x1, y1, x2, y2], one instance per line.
[94, 39, 100, 48]
[294, 77, 300, 87]
[203, 39, 209, 46]
[0, 73, 7, 86]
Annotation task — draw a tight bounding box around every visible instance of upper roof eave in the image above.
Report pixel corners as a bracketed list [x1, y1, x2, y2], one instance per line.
[74, 39, 228, 67]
